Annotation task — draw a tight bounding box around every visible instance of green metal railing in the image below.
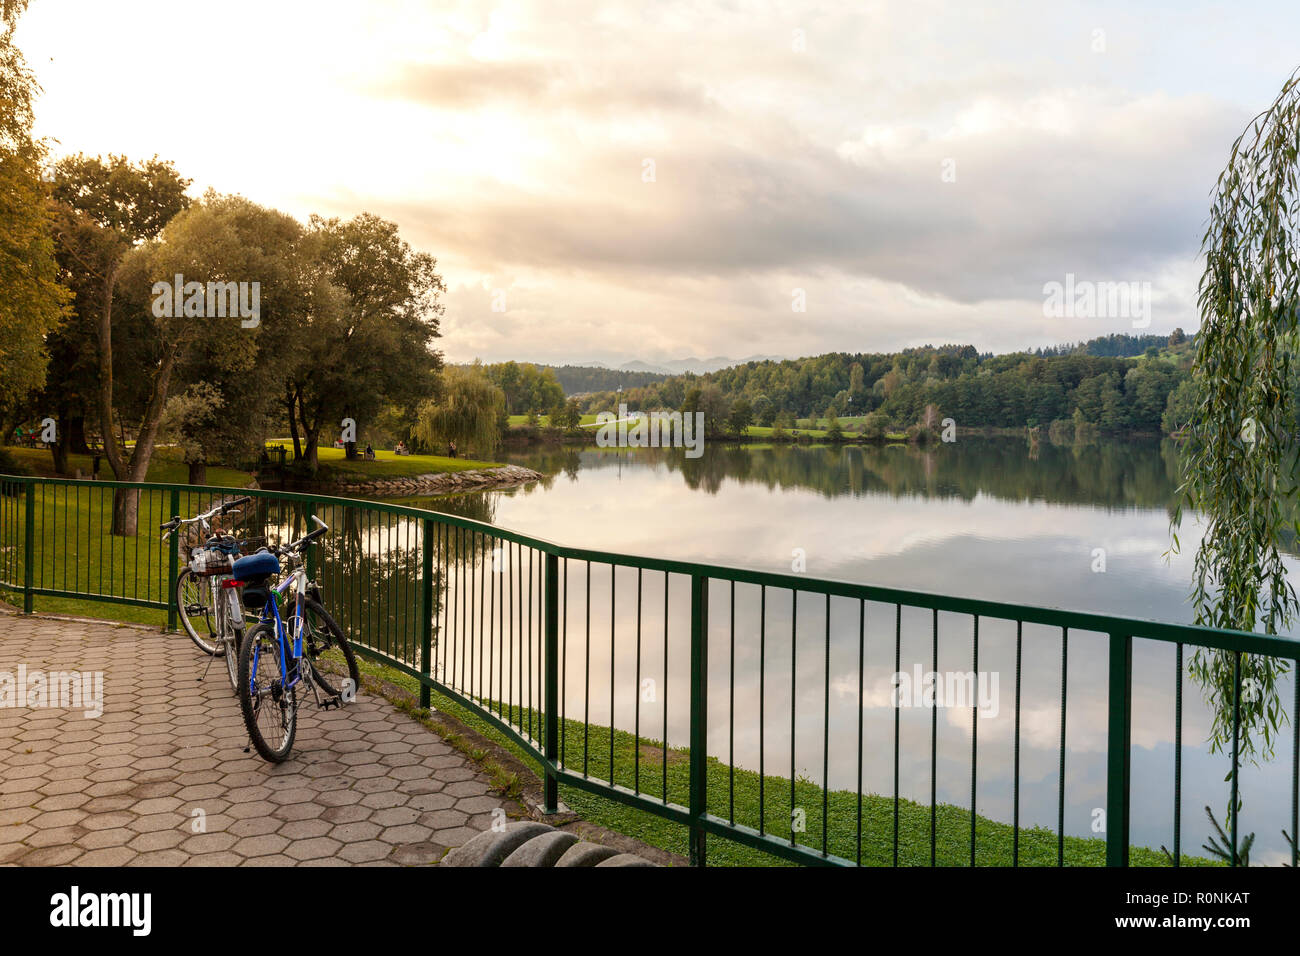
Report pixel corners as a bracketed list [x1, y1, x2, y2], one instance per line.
[1, 473, 1298, 867]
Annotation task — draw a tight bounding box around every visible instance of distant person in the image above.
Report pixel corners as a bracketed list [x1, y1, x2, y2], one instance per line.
[364, 443, 375, 461]
[448, 441, 457, 458]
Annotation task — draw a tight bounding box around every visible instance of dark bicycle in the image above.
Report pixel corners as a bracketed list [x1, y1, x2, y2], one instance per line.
[161, 496, 264, 690]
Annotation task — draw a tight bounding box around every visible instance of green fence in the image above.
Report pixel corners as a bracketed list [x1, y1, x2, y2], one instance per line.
[1, 474, 1297, 866]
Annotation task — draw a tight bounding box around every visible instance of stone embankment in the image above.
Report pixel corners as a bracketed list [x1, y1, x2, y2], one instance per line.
[333, 464, 543, 497]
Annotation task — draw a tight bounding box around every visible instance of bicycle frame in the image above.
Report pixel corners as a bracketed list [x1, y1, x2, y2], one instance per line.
[248, 566, 310, 696]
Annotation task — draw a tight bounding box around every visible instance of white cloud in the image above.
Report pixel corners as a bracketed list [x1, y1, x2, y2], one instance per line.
[16, 0, 1300, 363]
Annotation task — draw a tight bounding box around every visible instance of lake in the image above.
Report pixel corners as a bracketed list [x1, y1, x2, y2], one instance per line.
[383, 436, 1299, 864]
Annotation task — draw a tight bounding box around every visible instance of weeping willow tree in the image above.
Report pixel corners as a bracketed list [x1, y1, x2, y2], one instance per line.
[411, 364, 505, 459]
[1173, 67, 1300, 764]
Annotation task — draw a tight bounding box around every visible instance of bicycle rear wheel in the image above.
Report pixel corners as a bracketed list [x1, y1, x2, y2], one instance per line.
[176, 568, 220, 656]
[216, 587, 242, 692]
[237, 623, 297, 763]
[223, 627, 241, 692]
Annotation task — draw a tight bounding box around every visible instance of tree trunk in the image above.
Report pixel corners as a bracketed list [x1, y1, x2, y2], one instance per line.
[111, 487, 138, 537]
[188, 460, 207, 485]
[95, 268, 127, 484]
[68, 415, 89, 454]
[345, 441, 357, 460]
[51, 440, 68, 476]
[287, 387, 302, 460]
[304, 430, 320, 474]
[298, 391, 320, 473]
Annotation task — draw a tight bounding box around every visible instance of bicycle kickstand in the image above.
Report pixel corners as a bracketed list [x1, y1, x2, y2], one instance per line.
[197, 649, 218, 683]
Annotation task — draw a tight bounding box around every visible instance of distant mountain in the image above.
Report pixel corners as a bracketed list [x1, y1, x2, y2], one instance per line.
[619, 355, 782, 375]
[546, 364, 672, 396]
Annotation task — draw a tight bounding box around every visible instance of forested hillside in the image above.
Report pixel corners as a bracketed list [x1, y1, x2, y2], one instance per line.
[565, 332, 1197, 435]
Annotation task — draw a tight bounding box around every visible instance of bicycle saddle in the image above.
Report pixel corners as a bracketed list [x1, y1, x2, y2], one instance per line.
[230, 551, 280, 581]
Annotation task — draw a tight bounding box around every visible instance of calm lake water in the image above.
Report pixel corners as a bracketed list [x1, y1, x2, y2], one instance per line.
[386, 437, 1299, 864]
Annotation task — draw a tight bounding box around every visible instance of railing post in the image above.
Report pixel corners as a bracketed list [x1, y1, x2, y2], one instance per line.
[543, 552, 560, 813]
[689, 573, 709, 867]
[420, 516, 434, 710]
[1105, 632, 1132, 867]
[166, 487, 180, 632]
[22, 480, 35, 615]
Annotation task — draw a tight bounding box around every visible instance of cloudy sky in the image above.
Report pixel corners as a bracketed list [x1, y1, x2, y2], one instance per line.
[16, 0, 1300, 365]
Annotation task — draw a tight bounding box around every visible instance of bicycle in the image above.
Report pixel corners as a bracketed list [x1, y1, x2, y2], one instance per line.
[233, 516, 360, 763]
[160, 496, 262, 691]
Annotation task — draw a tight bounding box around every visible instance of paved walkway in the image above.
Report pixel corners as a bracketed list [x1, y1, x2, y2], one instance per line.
[0, 612, 514, 866]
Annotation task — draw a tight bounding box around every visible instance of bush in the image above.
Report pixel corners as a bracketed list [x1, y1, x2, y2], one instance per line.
[860, 410, 890, 440]
[0, 446, 28, 476]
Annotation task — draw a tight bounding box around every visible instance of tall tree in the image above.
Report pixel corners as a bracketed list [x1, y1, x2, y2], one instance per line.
[156, 193, 330, 483]
[412, 364, 503, 458]
[286, 213, 443, 471]
[0, 0, 67, 419]
[49, 154, 190, 533]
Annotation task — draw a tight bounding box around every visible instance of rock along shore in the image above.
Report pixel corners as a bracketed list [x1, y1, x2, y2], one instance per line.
[332, 464, 544, 497]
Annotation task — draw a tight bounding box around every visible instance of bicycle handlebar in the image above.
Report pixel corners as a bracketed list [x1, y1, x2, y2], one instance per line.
[275, 516, 329, 556]
[158, 495, 253, 537]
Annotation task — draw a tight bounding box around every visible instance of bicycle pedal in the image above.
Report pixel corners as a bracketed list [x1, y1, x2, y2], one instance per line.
[318, 695, 342, 711]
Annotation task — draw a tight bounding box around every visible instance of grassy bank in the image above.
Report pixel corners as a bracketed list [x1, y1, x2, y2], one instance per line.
[263, 443, 500, 482]
[504, 416, 915, 443]
[348, 653, 1212, 868]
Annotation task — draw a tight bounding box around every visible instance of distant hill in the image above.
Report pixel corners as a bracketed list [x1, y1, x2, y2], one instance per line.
[547, 364, 672, 395]
[547, 355, 781, 394]
[619, 355, 782, 375]
[534, 337, 1186, 397]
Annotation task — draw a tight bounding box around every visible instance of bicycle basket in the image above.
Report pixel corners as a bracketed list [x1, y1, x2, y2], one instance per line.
[188, 547, 233, 577]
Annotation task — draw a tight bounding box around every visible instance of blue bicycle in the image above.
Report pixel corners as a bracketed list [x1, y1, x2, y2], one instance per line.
[233, 516, 360, 763]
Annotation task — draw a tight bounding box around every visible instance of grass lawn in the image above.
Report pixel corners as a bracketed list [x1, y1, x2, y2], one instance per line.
[0, 483, 196, 627]
[266, 443, 500, 480]
[0, 447, 253, 625]
[350, 653, 1213, 867]
[745, 425, 831, 439]
[2, 445, 254, 486]
[507, 414, 600, 428]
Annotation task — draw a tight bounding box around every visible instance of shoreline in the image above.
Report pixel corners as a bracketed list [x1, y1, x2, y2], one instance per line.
[326, 463, 545, 497]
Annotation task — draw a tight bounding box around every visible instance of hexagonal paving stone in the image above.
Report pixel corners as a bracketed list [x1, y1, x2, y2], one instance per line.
[0, 613, 520, 869]
[284, 837, 343, 862]
[330, 821, 383, 843]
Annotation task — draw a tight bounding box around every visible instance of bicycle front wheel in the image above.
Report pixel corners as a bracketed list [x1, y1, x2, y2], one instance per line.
[237, 623, 297, 763]
[176, 568, 220, 656]
[300, 598, 360, 703]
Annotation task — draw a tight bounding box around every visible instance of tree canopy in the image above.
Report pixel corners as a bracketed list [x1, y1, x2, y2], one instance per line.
[0, 0, 66, 415]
